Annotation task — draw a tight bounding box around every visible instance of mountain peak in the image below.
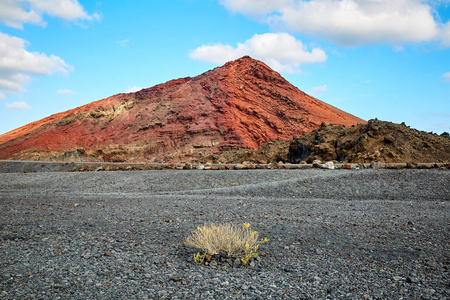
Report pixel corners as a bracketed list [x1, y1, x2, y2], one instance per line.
[0, 57, 365, 162]
[220, 56, 281, 78]
[225, 55, 255, 66]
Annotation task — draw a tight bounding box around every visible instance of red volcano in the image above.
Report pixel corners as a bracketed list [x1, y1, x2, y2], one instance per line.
[0, 56, 365, 162]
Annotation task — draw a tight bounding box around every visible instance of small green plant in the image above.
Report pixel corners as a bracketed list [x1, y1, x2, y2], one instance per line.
[241, 244, 258, 265]
[185, 223, 268, 266]
[193, 252, 204, 263]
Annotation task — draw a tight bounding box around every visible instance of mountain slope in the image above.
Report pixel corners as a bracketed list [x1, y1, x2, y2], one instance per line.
[0, 56, 365, 162]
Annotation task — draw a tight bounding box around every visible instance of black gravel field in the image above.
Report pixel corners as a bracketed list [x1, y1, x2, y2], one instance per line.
[0, 169, 449, 299]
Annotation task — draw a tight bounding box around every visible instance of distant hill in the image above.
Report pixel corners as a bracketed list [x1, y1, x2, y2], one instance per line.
[0, 56, 364, 162]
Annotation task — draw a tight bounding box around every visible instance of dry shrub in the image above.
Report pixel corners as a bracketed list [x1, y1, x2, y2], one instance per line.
[185, 223, 260, 261]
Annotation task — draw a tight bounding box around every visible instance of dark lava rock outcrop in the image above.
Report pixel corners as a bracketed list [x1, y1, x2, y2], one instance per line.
[0, 56, 364, 162]
[289, 119, 450, 163]
[205, 119, 450, 164]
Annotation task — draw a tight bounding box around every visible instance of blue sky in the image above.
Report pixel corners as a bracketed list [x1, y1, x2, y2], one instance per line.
[0, 0, 449, 135]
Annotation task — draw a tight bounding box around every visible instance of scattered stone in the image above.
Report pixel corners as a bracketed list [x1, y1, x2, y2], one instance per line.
[370, 161, 380, 169]
[234, 258, 241, 267]
[171, 276, 182, 282]
[322, 161, 334, 170]
[268, 162, 279, 169]
[312, 160, 322, 168]
[406, 162, 417, 169]
[419, 163, 434, 169]
[393, 276, 405, 281]
[210, 260, 218, 267]
[312, 276, 322, 285]
[406, 276, 419, 284]
[344, 163, 354, 169]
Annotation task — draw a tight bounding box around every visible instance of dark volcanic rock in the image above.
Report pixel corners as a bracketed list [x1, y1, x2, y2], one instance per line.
[0, 56, 364, 162]
[289, 119, 450, 163]
[199, 119, 450, 164]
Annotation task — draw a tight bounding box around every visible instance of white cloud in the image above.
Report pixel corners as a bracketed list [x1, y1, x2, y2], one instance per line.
[307, 84, 328, 97]
[440, 21, 450, 48]
[443, 72, 450, 83]
[0, 33, 73, 75]
[57, 88, 75, 95]
[0, 32, 73, 96]
[276, 0, 439, 46]
[219, 0, 446, 47]
[0, 0, 96, 100]
[219, 0, 291, 16]
[0, 0, 42, 28]
[0, 73, 29, 93]
[190, 32, 327, 73]
[6, 101, 31, 110]
[0, 0, 99, 29]
[125, 86, 143, 93]
[28, 0, 98, 21]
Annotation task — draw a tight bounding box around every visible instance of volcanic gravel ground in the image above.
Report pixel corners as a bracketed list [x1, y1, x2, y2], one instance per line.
[0, 169, 449, 299]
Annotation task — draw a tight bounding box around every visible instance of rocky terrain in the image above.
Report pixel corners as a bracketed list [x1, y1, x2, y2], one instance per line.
[0, 56, 364, 163]
[0, 169, 449, 299]
[290, 119, 450, 163]
[200, 119, 450, 164]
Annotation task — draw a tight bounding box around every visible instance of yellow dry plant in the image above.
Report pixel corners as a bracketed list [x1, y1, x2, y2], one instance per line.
[185, 223, 265, 264]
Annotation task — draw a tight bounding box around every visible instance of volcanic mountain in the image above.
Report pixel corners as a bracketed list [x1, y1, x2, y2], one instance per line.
[0, 56, 365, 162]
